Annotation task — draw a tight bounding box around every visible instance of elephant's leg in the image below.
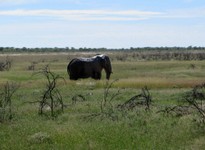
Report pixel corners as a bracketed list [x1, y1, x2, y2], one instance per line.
[70, 77, 78, 80]
[98, 72, 102, 79]
[94, 72, 101, 80]
[91, 71, 95, 79]
[91, 70, 101, 80]
[70, 74, 78, 80]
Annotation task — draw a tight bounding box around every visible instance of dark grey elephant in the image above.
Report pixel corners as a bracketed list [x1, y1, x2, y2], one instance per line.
[67, 54, 112, 80]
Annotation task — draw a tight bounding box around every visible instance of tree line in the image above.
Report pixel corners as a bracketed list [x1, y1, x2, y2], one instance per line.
[0, 46, 205, 53]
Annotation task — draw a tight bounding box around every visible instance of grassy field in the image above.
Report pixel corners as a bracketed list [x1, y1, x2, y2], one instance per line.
[0, 52, 205, 149]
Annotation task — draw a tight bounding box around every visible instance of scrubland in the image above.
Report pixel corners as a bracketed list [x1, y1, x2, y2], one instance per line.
[0, 51, 205, 150]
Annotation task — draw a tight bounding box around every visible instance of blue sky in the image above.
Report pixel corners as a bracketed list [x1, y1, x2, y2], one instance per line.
[0, 0, 205, 48]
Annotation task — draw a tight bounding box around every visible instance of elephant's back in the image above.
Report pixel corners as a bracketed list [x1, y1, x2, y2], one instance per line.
[67, 58, 83, 72]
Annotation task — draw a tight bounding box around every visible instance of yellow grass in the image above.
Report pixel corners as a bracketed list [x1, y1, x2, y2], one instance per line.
[0, 52, 205, 89]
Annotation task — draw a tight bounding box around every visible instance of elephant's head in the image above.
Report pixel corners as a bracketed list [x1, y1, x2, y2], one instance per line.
[98, 55, 112, 80]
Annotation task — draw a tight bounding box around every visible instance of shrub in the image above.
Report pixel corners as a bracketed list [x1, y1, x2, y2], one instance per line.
[34, 65, 65, 118]
[0, 82, 19, 122]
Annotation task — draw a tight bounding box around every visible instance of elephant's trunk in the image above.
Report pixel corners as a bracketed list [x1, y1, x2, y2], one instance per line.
[106, 72, 111, 80]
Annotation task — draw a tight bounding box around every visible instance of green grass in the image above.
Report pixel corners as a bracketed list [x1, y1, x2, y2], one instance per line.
[0, 52, 205, 149]
[0, 107, 201, 150]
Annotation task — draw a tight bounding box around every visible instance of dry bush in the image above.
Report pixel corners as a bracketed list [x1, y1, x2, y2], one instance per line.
[0, 82, 19, 122]
[157, 83, 205, 120]
[157, 105, 192, 117]
[33, 65, 65, 118]
[0, 56, 12, 71]
[184, 83, 205, 121]
[101, 79, 121, 113]
[27, 61, 38, 71]
[86, 79, 121, 121]
[117, 86, 152, 111]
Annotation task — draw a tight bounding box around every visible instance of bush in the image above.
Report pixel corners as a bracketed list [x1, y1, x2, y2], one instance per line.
[0, 82, 19, 122]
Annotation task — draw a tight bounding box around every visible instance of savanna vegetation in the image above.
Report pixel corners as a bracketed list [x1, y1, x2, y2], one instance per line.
[1, 50, 205, 149]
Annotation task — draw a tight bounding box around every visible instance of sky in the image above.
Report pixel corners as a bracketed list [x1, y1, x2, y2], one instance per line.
[0, 0, 205, 48]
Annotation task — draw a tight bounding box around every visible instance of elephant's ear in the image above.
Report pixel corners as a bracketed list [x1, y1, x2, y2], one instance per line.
[103, 55, 109, 64]
[99, 56, 105, 66]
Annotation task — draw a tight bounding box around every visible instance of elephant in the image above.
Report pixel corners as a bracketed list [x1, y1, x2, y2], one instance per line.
[67, 54, 112, 80]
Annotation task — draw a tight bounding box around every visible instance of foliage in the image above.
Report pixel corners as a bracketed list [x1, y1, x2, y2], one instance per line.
[2, 46, 205, 60]
[0, 46, 205, 52]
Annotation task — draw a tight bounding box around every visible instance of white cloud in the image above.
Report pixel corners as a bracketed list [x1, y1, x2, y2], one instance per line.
[0, 9, 162, 21]
[1, 7, 205, 21]
[1, 7, 205, 48]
